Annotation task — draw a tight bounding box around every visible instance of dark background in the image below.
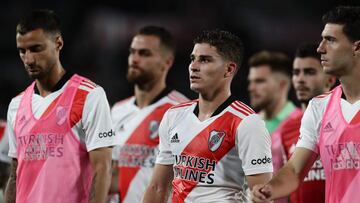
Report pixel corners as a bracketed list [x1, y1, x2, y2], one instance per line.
[0, 0, 359, 119]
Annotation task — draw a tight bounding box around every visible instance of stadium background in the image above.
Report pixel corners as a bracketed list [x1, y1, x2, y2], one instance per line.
[0, 0, 358, 119]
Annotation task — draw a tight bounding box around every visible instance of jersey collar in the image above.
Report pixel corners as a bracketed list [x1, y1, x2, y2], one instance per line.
[193, 95, 237, 118]
[134, 86, 172, 106]
[34, 71, 73, 95]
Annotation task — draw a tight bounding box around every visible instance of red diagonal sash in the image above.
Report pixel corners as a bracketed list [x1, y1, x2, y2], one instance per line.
[118, 103, 173, 201]
[172, 112, 242, 203]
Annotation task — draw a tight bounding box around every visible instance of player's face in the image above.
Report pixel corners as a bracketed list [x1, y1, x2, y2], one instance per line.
[127, 35, 167, 86]
[16, 28, 62, 80]
[317, 23, 355, 76]
[189, 43, 228, 94]
[248, 65, 280, 112]
[292, 57, 328, 103]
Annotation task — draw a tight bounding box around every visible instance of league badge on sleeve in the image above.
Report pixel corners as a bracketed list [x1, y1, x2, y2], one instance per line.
[208, 130, 226, 152]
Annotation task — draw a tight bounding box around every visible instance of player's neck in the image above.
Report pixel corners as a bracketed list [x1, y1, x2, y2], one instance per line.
[263, 96, 287, 120]
[301, 103, 307, 112]
[134, 80, 166, 109]
[197, 88, 231, 121]
[35, 64, 65, 97]
[340, 66, 360, 104]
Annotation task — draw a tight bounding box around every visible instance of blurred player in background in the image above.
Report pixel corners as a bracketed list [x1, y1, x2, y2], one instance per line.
[109, 26, 188, 203]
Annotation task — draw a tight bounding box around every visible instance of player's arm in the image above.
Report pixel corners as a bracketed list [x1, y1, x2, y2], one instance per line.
[89, 147, 112, 203]
[4, 158, 17, 203]
[109, 160, 119, 195]
[81, 86, 117, 202]
[252, 147, 318, 202]
[142, 164, 173, 203]
[246, 172, 272, 189]
[236, 114, 274, 190]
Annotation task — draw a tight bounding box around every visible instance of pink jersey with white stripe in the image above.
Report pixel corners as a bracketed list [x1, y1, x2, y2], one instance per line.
[157, 96, 272, 202]
[319, 85, 360, 203]
[111, 89, 188, 203]
[14, 75, 92, 203]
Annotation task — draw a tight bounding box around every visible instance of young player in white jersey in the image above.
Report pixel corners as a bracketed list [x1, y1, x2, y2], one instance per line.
[110, 26, 188, 203]
[251, 6, 360, 203]
[4, 10, 116, 203]
[143, 30, 273, 203]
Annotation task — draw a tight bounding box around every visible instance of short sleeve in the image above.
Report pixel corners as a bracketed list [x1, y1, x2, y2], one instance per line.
[82, 86, 117, 151]
[236, 114, 273, 175]
[296, 99, 324, 153]
[156, 110, 174, 165]
[6, 97, 21, 159]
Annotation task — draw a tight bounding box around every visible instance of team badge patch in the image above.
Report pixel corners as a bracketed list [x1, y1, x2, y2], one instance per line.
[149, 120, 159, 139]
[208, 130, 226, 152]
[56, 106, 68, 125]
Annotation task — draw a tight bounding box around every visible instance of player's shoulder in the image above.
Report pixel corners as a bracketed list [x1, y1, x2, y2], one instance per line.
[168, 99, 197, 111]
[9, 91, 25, 110]
[313, 91, 332, 100]
[166, 90, 189, 104]
[307, 90, 332, 113]
[76, 75, 100, 93]
[112, 96, 135, 111]
[312, 88, 335, 104]
[228, 100, 256, 119]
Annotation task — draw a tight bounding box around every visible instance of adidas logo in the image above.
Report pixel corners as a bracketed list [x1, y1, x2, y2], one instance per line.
[323, 122, 333, 132]
[171, 133, 180, 143]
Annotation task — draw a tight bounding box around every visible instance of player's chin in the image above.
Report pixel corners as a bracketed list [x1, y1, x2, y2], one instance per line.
[27, 72, 42, 80]
[190, 84, 202, 93]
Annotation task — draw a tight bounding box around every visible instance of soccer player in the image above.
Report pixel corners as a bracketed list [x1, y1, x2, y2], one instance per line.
[110, 26, 188, 203]
[279, 43, 336, 203]
[251, 6, 360, 203]
[247, 51, 298, 192]
[4, 10, 116, 203]
[142, 30, 273, 203]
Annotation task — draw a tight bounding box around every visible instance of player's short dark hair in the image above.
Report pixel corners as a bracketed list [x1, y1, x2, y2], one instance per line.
[295, 43, 320, 61]
[193, 29, 244, 68]
[137, 26, 176, 55]
[16, 9, 61, 36]
[248, 50, 292, 78]
[322, 6, 360, 42]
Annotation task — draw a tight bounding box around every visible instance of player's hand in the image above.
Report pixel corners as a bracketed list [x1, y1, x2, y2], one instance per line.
[251, 184, 273, 203]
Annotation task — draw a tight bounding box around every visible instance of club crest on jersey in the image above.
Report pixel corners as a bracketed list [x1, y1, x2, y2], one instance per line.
[149, 120, 159, 139]
[56, 106, 68, 125]
[208, 130, 226, 152]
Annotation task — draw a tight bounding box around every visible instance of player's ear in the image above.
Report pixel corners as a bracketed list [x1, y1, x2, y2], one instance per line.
[354, 40, 360, 56]
[55, 35, 64, 51]
[225, 62, 236, 78]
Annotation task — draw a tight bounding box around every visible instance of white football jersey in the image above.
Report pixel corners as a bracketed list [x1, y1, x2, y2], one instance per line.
[297, 90, 360, 153]
[111, 88, 188, 203]
[157, 96, 273, 202]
